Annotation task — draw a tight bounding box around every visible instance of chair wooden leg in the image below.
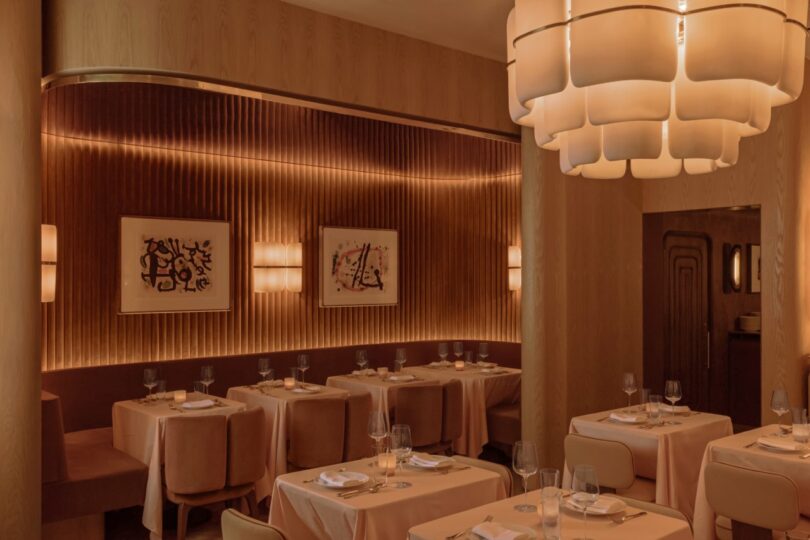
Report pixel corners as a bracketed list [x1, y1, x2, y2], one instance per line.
[177, 503, 191, 540]
[246, 490, 259, 518]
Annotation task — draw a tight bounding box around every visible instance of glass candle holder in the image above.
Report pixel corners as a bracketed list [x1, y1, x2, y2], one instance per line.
[377, 367, 389, 377]
[454, 360, 465, 371]
[377, 452, 397, 482]
[283, 377, 296, 390]
[173, 390, 187, 404]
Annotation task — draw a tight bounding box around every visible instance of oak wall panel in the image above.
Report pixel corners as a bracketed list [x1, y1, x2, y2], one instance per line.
[40, 83, 521, 371]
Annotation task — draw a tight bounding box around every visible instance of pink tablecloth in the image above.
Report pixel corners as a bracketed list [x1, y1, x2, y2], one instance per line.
[409, 489, 693, 540]
[269, 457, 507, 540]
[112, 393, 246, 539]
[226, 383, 349, 501]
[405, 365, 521, 457]
[564, 408, 733, 518]
[693, 425, 810, 540]
[326, 373, 439, 418]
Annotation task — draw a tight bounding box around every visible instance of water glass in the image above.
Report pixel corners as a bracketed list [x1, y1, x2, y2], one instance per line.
[572, 465, 600, 538]
[154, 380, 166, 399]
[390, 424, 413, 488]
[793, 407, 809, 443]
[395, 348, 407, 372]
[541, 487, 562, 540]
[200, 365, 215, 394]
[438, 342, 449, 361]
[193, 381, 205, 394]
[512, 440, 539, 512]
[640, 388, 652, 407]
[143, 368, 158, 397]
[478, 342, 489, 361]
[356, 349, 369, 371]
[647, 394, 663, 425]
[258, 358, 271, 381]
[464, 350, 473, 364]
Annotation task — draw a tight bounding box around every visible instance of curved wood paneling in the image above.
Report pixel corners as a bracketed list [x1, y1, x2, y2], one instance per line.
[40, 83, 521, 371]
[43, 0, 517, 138]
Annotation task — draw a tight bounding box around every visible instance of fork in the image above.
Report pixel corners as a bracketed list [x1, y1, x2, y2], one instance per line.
[611, 511, 647, 524]
[445, 515, 493, 540]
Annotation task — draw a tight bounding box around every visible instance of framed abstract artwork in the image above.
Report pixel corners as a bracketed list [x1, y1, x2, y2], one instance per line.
[120, 217, 231, 313]
[319, 226, 398, 307]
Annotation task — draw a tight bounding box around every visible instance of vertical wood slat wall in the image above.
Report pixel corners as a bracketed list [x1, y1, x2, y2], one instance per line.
[40, 83, 521, 372]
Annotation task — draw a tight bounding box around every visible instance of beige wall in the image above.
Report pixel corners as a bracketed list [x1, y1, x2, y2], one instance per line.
[0, 0, 42, 538]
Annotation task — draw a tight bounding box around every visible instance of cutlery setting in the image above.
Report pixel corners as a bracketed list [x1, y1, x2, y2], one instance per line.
[611, 511, 647, 524]
[445, 514, 493, 540]
[338, 482, 384, 499]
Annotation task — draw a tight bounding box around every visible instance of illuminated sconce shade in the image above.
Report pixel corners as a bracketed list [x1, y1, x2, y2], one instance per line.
[253, 242, 303, 293]
[507, 0, 809, 179]
[508, 245, 522, 291]
[41, 224, 57, 302]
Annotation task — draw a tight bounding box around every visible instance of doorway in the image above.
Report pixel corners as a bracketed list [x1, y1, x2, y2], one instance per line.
[643, 207, 761, 428]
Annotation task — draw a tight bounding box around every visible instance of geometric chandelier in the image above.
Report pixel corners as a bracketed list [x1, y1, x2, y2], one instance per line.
[507, 0, 809, 178]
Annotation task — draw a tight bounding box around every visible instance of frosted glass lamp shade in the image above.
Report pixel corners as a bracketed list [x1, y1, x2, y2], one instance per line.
[42, 264, 57, 303]
[253, 242, 287, 267]
[508, 268, 522, 291]
[41, 225, 57, 303]
[253, 241, 303, 293]
[508, 245, 522, 268]
[253, 268, 286, 293]
[42, 224, 57, 263]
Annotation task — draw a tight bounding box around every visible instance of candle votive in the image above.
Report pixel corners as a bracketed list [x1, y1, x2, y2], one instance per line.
[173, 390, 187, 404]
[284, 377, 296, 390]
[377, 452, 397, 476]
[454, 360, 465, 371]
[377, 367, 389, 377]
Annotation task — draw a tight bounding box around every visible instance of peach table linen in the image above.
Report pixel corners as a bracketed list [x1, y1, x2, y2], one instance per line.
[404, 365, 521, 457]
[112, 393, 246, 539]
[269, 457, 507, 540]
[563, 408, 733, 519]
[326, 373, 439, 418]
[226, 383, 349, 501]
[409, 489, 693, 540]
[693, 425, 810, 540]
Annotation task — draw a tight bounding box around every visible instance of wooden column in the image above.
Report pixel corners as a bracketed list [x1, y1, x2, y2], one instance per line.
[0, 1, 42, 538]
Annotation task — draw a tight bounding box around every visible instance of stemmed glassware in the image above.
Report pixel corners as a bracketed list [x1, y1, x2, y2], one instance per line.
[771, 388, 791, 436]
[453, 341, 464, 360]
[395, 348, 407, 372]
[368, 410, 388, 456]
[478, 342, 490, 363]
[143, 368, 158, 398]
[622, 373, 637, 411]
[572, 464, 600, 539]
[390, 424, 413, 488]
[356, 350, 369, 372]
[297, 354, 310, 385]
[665, 379, 683, 422]
[512, 440, 539, 512]
[258, 358, 272, 381]
[438, 343, 449, 362]
[200, 366, 214, 395]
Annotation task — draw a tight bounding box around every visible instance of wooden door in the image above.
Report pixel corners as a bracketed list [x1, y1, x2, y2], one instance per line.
[662, 232, 711, 411]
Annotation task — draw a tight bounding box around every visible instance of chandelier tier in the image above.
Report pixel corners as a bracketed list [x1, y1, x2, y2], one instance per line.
[507, 1, 809, 179]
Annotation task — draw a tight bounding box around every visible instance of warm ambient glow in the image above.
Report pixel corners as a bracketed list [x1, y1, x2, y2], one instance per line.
[42, 225, 57, 303]
[507, 0, 809, 178]
[253, 242, 303, 293]
[508, 245, 522, 291]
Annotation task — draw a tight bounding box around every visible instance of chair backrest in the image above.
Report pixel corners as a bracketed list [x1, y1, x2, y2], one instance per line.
[564, 434, 635, 490]
[441, 380, 463, 443]
[227, 407, 266, 487]
[165, 415, 227, 495]
[343, 391, 373, 461]
[395, 385, 443, 447]
[288, 398, 346, 469]
[41, 391, 68, 484]
[704, 462, 799, 532]
[221, 508, 288, 540]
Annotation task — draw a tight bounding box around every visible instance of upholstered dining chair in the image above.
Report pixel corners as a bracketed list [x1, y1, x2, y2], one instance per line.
[343, 390, 374, 461]
[395, 384, 443, 451]
[287, 397, 346, 470]
[221, 508, 288, 540]
[705, 462, 806, 540]
[226, 407, 267, 516]
[439, 379, 463, 454]
[564, 433, 656, 502]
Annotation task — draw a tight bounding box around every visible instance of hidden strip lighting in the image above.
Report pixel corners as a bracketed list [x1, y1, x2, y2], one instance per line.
[507, 0, 809, 178]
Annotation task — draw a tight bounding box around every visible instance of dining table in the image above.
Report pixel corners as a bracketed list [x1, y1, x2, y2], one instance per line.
[226, 381, 350, 501]
[563, 406, 733, 519]
[693, 425, 810, 540]
[408, 489, 693, 540]
[268, 456, 508, 540]
[325, 371, 440, 418]
[112, 391, 246, 539]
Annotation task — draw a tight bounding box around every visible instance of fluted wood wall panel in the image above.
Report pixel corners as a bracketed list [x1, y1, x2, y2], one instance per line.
[41, 83, 521, 371]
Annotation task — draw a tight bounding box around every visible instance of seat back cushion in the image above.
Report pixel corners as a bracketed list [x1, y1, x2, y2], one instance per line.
[221, 508, 287, 540]
[441, 380, 463, 442]
[41, 391, 68, 483]
[344, 391, 374, 461]
[227, 407, 266, 487]
[288, 398, 346, 469]
[165, 415, 227, 494]
[564, 434, 635, 490]
[395, 385, 442, 447]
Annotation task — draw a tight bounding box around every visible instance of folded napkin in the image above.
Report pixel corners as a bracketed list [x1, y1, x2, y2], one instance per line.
[568, 495, 626, 515]
[470, 522, 528, 540]
[757, 437, 802, 451]
[388, 374, 415, 382]
[181, 399, 215, 410]
[609, 412, 645, 423]
[476, 361, 497, 368]
[351, 368, 376, 376]
[409, 454, 453, 468]
[319, 471, 361, 487]
[660, 404, 690, 414]
[258, 380, 283, 388]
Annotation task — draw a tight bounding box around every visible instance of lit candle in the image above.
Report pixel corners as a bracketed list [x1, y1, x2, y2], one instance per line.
[454, 360, 465, 371]
[284, 377, 296, 390]
[377, 367, 389, 377]
[173, 390, 187, 404]
[377, 452, 397, 475]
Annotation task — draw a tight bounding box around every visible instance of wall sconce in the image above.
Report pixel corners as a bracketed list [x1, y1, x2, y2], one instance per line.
[723, 243, 742, 293]
[508, 245, 521, 291]
[253, 242, 303, 293]
[41, 224, 57, 303]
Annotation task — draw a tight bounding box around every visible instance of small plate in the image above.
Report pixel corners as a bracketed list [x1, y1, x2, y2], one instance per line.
[607, 415, 648, 425]
[292, 386, 321, 394]
[470, 523, 537, 539]
[314, 471, 370, 489]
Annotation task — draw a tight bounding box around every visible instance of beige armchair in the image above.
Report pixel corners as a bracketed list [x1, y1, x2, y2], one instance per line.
[343, 391, 374, 461]
[221, 508, 288, 540]
[439, 379, 463, 454]
[288, 397, 346, 470]
[395, 384, 443, 451]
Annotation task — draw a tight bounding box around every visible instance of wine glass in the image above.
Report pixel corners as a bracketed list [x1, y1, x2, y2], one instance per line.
[453, 341, 464, 360]
[258, 358, 271, 381]
[356, 349, 369, 372]
[572, 464, 600, 538]
[143, 368, 158, 398]
[478, 342, 490, 363]
[438, 342, 449, 362]
[771, 388, 791, 436]
[368, 410, 388, 456]
[200, 365, 215, 394]
[464, 350, 473, 364]
[297, 354, 310, 385]
[512, 440, 539, 512]
[395, 348, 407, 372]
[390, 424, 413, 488]
[622, 373, 637, 411]
[665, 379, 683, 422]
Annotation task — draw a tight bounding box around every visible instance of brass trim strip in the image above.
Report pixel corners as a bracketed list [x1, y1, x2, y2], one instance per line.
[41, 70, 521, 144]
